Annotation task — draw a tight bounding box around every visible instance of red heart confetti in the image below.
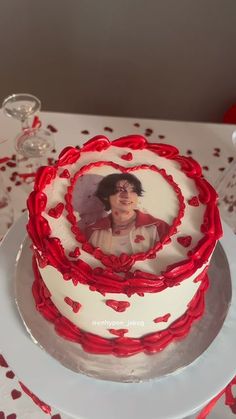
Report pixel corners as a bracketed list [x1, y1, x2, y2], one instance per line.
[47, 124, 58, 133]
[0, 355, 8, 368]
[51, 415, 62, 419]
[186, 150, 192, 155]
[108, 329, 129, 337]
[121, 152, 133, 161]
[134, 122, 140, 127]
[81, 130, 89, 134]
[105, 300, 130, 312]
[64, 297, 81, 313]
[6, 370, 15, 379]
[228, 157, 234, 163]
[153, 313, 171, 323]
[48, 203, 64, 218]
[7, 415, 16, 419]
[188, 196, 199, 206]
[11, 389, 22, 400]
[177, 235, 192, 247]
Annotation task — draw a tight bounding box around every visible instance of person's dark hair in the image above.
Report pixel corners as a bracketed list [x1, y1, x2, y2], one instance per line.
[95, 173, 144, 211]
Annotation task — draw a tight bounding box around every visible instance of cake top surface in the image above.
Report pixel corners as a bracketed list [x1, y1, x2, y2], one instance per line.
[27, 135, 222, 295]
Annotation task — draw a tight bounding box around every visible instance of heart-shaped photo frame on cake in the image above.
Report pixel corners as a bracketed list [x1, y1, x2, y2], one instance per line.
[65, 161, 185, 272]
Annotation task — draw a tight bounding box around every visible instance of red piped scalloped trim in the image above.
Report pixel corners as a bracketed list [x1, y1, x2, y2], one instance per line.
[27, 135, 222, 295]
[67, 161, 185, 271]
[32, 256, 209, 357]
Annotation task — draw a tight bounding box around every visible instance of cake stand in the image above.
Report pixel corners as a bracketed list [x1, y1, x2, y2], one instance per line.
[0, 213, 236, 419]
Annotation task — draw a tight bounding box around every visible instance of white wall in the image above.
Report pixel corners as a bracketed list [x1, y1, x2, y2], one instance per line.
[1, 0, 236, 122]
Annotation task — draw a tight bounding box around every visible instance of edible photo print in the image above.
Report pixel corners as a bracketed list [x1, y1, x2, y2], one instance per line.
[72, 168, 176, 256]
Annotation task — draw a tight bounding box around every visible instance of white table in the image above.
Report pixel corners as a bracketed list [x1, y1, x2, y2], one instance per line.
[0, 110, 235, 419]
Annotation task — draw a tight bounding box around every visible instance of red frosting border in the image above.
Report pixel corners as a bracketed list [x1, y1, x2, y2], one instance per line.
[66, 160, 185, 271]
[27, 135, 223, 295]
[32, 255, 209, 357]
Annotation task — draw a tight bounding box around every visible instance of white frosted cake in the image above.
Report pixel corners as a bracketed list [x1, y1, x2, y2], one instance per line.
[27, 135, 222, 357]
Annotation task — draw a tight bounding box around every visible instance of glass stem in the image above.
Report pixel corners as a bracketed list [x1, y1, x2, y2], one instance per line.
[21, 117, 29, 131]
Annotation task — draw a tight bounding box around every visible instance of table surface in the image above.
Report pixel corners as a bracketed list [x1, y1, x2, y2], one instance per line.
[0, 110, 235, 419]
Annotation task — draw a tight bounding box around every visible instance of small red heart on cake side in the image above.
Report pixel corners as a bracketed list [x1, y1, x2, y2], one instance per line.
[64, 297, 81, 313]
[108, 329, 129, 337]
[105, 299, 131, 312]
[177, 235, 192, 247]
[48, 203, 64, 218]
[153, 313, 171, 323]
[11, 389, 22, 400]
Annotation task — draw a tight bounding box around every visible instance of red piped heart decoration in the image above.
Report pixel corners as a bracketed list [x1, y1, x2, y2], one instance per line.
[59, 169, 70, 179]
[153, 313, 171, 323]
[11, 389, 22, 400]
[134, 234, 145, 243]
[121, 152, 133, 161]
[105, 299, 130, 312]
[188, 196, 199, 207]
[177, 235, 192, 247]
[0, 354, 8, 367]
[48, 203, 64, 218]
[64, 296, 81, 313]
[108, 329, 128, 337]
[69, 247, 80, 258]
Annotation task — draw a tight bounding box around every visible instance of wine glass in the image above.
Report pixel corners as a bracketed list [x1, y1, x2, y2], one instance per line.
[215, 131, 236, 233]
[2, 93, 55, 188]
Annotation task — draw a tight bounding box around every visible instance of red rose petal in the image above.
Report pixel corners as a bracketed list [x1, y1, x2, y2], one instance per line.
[104, 127, 113, 132]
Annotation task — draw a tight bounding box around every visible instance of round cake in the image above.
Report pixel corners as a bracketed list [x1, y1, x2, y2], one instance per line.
[27, 135, 222, 357]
